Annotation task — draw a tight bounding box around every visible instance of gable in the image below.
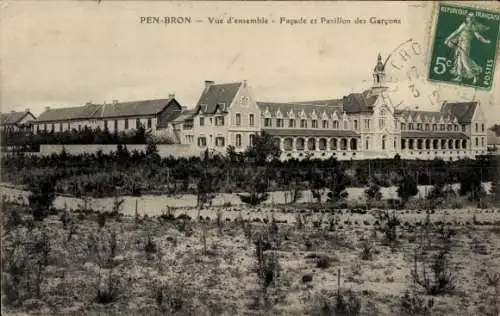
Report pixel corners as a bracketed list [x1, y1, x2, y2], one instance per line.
[194, 82, 242, 115]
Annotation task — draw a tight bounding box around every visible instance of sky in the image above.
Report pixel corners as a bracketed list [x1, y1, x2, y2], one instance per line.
[1, 1, 499, 124]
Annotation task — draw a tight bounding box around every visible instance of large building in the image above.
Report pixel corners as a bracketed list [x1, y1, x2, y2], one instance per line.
[174, 55, 488, 160]
[34, 95, 182, 136]
[0, 110, 36, 133]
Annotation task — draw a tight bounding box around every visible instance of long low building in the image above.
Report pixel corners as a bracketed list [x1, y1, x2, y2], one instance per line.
[33, 95, 182, 135]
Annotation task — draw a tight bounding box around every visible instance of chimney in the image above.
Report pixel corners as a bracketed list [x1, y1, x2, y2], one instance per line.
[86, 101, 92, 106]
[45, 106, 51, 112]
[169, 93, 175, 99]
[204, 80, 215, 90]
[25, 108, 30, 112]
[243, 80, 247, 87]
[10, 110, 15, 114]
[112, 99, 118, 105]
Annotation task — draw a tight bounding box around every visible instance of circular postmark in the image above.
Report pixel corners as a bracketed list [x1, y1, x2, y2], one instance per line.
[380, 38, 443, 112]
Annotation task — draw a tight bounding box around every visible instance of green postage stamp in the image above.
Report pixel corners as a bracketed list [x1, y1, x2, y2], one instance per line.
[428, 3, 500, 90]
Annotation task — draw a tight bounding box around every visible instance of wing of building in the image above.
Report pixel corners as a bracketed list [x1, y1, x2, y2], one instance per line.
[34, 95, 182, 136]
[173, 55, 488, 160]
[0, 110, 37, 132]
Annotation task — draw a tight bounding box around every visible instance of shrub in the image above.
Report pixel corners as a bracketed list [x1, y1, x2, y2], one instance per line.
[95, 269, 120, 304]
[144, 233, 157, 255]
[400, 291, 434, 316]
[360, 240, 374, 260]
[316, 255, 332, 269]
[411, 247, 456, 295]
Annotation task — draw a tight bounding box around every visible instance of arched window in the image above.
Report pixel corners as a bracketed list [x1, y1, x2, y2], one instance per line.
[350, 139, 357, 151]
[340, 138, 348, 150]
[382, 135, 386, 150]
[330, 138, 338, 150]
[319, 138, 327, 150]
[307, 138, 316, 151]
[296, 138, 305, 151]
[462, 139, 467, 149]
[284, 138, 293, 151]
[366, 136, 370, 150]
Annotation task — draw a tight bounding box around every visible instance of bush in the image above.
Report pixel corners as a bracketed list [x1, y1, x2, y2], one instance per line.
[400, 291, 434, 316]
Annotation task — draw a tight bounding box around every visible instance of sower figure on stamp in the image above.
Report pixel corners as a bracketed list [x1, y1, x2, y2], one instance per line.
[444, 12, 491, 84]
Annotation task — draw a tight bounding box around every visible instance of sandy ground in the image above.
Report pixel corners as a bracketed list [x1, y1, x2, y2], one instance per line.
[2, 204, 500, 316]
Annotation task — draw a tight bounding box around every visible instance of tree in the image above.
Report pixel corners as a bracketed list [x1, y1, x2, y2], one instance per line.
[397, 174, 418, 206]
[28, 175, 57, 221]
[365, 182, 382, 207]
[326, 167, 349, 203]
[238, 169, 269, 206]
[245, 132, 281, 165]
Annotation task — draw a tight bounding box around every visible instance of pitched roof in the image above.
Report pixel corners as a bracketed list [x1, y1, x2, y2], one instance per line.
[97, 98, 174, 118]
[401, 131, 468, 139]
[171, 109, 196, 123]
[440, 101, 478, 123]
[194, 82, 242, 114]
[342, 91, 378, 114]
[263, 128, 360, 138]
[0, 111, 35, 125]
[37, 97, 177, 122]
[257, 101, 343, 118]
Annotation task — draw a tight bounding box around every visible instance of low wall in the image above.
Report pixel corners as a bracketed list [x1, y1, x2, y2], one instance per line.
[39, 144, 203, 158]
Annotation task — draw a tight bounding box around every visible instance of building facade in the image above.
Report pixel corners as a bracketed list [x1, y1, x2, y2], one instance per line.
[34, 95, 182, 136]
[0, 110, 36, 132]
[175, 55, 488, 160]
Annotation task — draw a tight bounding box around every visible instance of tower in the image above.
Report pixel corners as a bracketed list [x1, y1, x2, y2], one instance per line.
[371, 53, 388, 95]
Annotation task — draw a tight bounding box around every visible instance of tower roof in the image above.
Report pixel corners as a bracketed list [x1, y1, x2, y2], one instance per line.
[373, 53, 385, 72]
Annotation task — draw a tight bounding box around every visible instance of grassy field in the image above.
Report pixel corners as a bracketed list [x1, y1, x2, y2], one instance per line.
[2, 203, 500, 315]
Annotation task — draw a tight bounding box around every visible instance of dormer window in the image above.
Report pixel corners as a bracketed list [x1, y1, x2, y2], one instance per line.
[322, 120, 329, 128]
[276, 118, 284, 128]
[289, 119, 296, 128]
[312, 120, 318, 128]
[200, 117, 205, 126]
[264, 118, 272, 127]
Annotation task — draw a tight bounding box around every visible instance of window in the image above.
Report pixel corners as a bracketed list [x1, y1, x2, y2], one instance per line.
[36, 125, 40, 133]
[322, 120, 329, 128]
[67, 123, 70, 130]
[382, 135, 386, 150]
[447, 124, 452, 131]
[276, 118, 284, 127]
[215, 137, 225, 147]
[249, 114, 255, 126]
[104, 120, 108, 130]
[51, 124, 55, 132]
[235, 113, 241, 126]
[408, 123, 414, 130]
[147, 118, 152, 129]
[354, 120, 358, 129]
[198, 137, 207, 147]
[43, 124, 47, 131]
[289, 119, 296, 128]
[417, 123, 422, 130]
[365, 137, 370, 150]
[125, 119, 129, 129]
[481, 123, 484, 132]
[59, 123, 63, 132]
[114, 120, 118, 131]
[440, 124, 445, 131]
[200, 117, 205, 126]
[475, 137, 479, 146]
[481, 137, 484, 147]
[236, 134, 242, 147]
[401, 123, 406, 130]
[475, 123, 478, 132]
[215, 116, 225, 126]
[379, 119, 385, 129]
[136, 118, 141, 129]
[300, 119, 307, 128]
[312, 120, 318, 128]
[264, 118, 272, 127]
[454, 124, 459, 132]
[249, 134, 255, 146]
[364, 119, 371, 129]
[425, 123, 430, 131]
[333, 120, 339, 129]
[462, 125, 466, 132]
